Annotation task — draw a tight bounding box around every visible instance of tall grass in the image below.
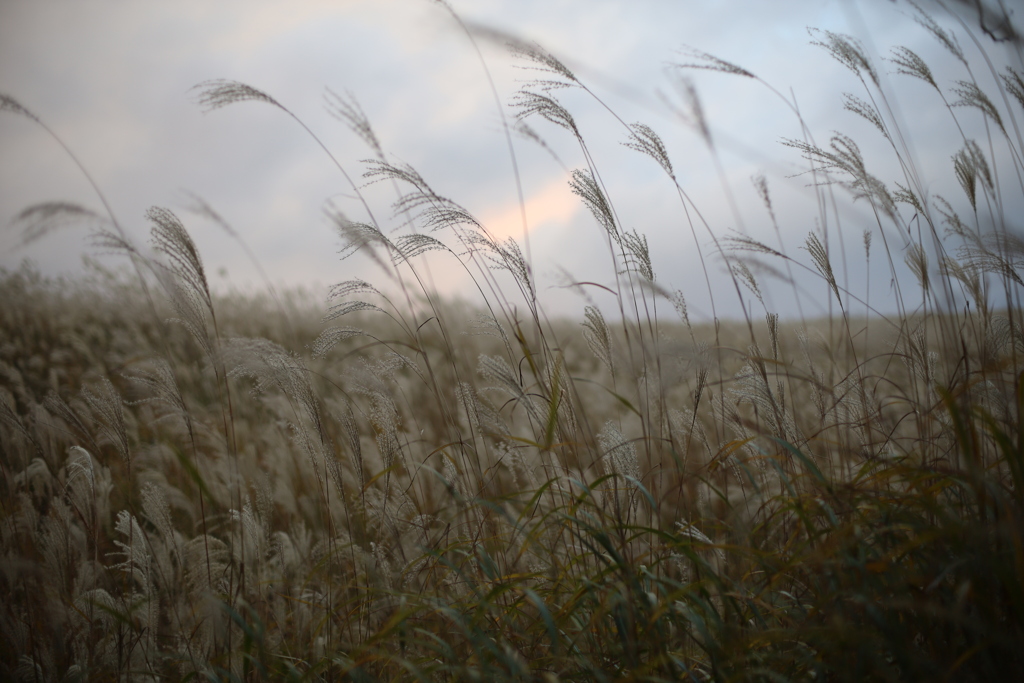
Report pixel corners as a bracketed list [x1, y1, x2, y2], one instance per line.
[2, 2, 1024, 680]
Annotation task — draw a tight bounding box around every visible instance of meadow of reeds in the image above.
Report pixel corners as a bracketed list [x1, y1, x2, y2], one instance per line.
[3, 1, 1024, 680]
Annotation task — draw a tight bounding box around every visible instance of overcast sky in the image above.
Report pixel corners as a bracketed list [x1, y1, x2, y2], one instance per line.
[2, 0, 1021, 321]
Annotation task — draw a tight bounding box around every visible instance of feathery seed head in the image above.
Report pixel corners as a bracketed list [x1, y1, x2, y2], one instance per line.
[672, 48, 755, 79]
[952, 80, 1005, 134]
[192, 79, 283, 113]
[0, 93, 39, 121]
[582, 305, 614, 374]
[809, 28, 879, 86]
[890, 46, 937, 89]
[325, 88, 383, 158]
[624, 123, 674, 179]
[908, 1, 965, 65]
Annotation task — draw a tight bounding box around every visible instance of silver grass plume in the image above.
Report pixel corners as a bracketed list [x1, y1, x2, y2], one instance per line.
[543, 356, 577, 441]
[325, 88, 384, 158]
[456, 382, 481, 432]
[0, 395, 43, 458]
[479, 354, 543, 426]
[809, 28, 879, 86]
[730, 260, 764, 307]
[362, 158, 444, 219]
[798, 330, 829, 420]
[843, 93, 889, 140]
[941, 255, 985, 309]
[329, 278, 379, 300]
[124, 358, 191, 425]
[676, 521, 725, 565]
[569, 169, 618, 243]
[465, 313, 515, 359]
[226, 338, 325, 440]
[63, 446, 101, 528]
[671, 290, 693, 335]
[597, 421, 640, 482]
[1003, 67, 1024, 111]
[140, 483, 176, 549]
[906, 242, 930, 292]
[393, 232, 450, 262]
[12, 656, 44, 682]
[753, 174, 777, 226]
[13, 458, 53, 509]
[508, 40, 578, 90]
[951, 80, 1006, 134]
[456, 381, 510, 440]
[230, 495, 269, 572]
[783, 134, 895, 218]
[669, 406, 711, 465]
[368, 390, 402, 470]
[44, 392, 99, 454]
[324, 278, 383, 323]
[957, 231, 1024, 286]
[582, 305, 614, 373]
[511, 90, 580, 137]
[311, 326, 363, 359]
[833, 375, 872, 447]
[894, 182, 926, 215]
[890, 46, 938, 90]
[622, 229, 654, 281]
[804, 232, 842, 304]
[987, 316, 1024, 355]
[11, 202, 106, 248]
[149, 207, 215, 355]
[0, 93, 40, 121]
[337, 400, 366, 491]
[36, 499, 76, 588]
[149, 207, 211, 312]
[323, 300, 383, 323]
[183, 534, 230, 594]
[899, 327, 937, 385]
[663, 73, 712, 147]
[485, 236, 535, 301]
[953, 140, 994, 211]
[909, 1, 966, 66]
[192, 79, 283, 113]
[766, 312, 780, 362]
[623, 123, 674, 179]
[326, 203, 393, 274]
[730, 355, 799, 444]
[672, 48, 755, 79]
[934, 195, 971, 239]
[87, 225, 138, 260]
[442, 453, 462, 499]
[110, 510, 151, 588]
[81, 380, 131, 468]
[420, 201, 484, 234]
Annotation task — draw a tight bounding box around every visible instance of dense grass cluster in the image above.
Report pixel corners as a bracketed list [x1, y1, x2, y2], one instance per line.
[3, 2, 1024, 680]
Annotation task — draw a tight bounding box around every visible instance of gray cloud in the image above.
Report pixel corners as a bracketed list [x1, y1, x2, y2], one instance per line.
[2, 0, 1020, 321]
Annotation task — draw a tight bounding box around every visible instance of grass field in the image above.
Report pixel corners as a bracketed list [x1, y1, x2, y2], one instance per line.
[3, 2, 1024, 680]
